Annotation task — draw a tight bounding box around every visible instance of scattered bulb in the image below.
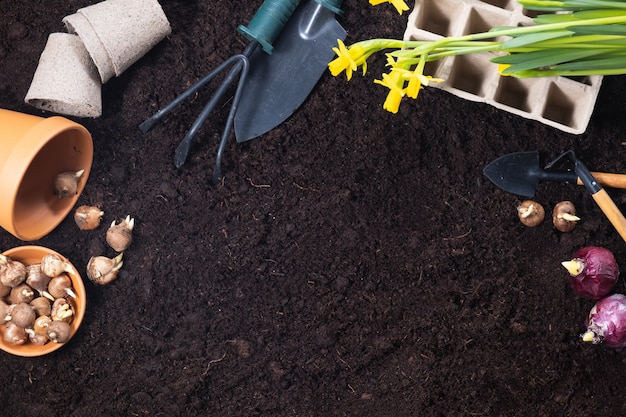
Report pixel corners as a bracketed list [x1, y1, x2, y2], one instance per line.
[86, 253, 124, 285]
[106, 215, 135, 252]
[553, 201, 580, 232]
[517, 200, 545, 227]
[74, 205, 105, 231]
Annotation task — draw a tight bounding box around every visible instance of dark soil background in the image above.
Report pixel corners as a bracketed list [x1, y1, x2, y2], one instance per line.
[2, 0, 626, 415]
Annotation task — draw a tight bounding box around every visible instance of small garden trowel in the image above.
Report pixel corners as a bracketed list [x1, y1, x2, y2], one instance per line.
[483, 151, 626, 197]
[234, 0, 345, 142]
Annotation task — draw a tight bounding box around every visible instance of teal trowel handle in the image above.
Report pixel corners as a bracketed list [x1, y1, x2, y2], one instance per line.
[315, 0, 343, 15]
[238, 0, 301, 54]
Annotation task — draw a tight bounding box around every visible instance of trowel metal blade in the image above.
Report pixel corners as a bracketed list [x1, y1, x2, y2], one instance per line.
[234, 0, 346, 142]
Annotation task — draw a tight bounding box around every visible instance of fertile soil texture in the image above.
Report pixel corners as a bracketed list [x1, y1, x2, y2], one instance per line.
[2, 1, 626, 416]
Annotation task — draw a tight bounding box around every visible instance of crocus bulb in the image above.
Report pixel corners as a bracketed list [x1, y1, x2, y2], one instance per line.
[40, 253, 73, 278]
[74, 205, 104, 230]
[86, 253, 124, 285]
[106, 215, 134, 252]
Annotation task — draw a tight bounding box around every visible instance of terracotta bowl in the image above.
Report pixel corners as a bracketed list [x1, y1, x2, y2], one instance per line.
[0, 246, 86, 356]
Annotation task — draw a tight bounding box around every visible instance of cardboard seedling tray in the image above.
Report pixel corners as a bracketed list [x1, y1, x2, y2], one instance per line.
[403, 0, 603, 134]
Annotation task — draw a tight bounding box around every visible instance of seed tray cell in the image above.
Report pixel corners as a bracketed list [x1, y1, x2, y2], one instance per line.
[403, 0, 603, 134]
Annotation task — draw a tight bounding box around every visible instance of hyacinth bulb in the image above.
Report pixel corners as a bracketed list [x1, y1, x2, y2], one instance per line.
[562, 246, 619, 300]
[582, 294, 626, 348]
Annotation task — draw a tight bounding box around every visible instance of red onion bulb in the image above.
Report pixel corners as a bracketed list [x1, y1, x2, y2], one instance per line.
[582, 294, 626, 348]
[561, 246, 619, 300]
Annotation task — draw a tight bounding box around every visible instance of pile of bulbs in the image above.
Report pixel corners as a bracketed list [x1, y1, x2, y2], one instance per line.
[0, 253, 78, 346]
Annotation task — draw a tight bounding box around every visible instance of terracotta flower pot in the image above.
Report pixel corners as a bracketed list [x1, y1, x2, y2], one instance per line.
[0, 109, 93, 241]
[0, 246, 86, 357]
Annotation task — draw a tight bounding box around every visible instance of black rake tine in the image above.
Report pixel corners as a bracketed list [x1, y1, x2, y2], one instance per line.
[174, 54, 249, 168]
[212, 54, 250, 185]
[139, 53, 253, 133]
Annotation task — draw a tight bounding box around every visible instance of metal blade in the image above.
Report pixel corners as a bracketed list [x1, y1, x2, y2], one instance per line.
[234, 0, 346, 142]
[483, 151, 578, 197]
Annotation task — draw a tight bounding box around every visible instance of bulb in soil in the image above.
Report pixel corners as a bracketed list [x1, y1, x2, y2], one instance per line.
[517, 200, 544, 227]
[74, 205, 104, 230]
[106, 215, 134, 252]
[562, 246, 619, 300]
[582, 294, 626, 348]
[86, 253, 124, 285]
[552, 201, 580, 232]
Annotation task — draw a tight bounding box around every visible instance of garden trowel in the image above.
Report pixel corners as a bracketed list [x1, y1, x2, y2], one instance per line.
[234, 0, 345, 142]
[483, 151, 626, 197]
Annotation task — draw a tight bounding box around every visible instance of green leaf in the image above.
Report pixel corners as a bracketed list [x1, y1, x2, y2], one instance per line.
[572, 9, 626, 19]
[500, 30, 573, 49]
[552, 55, 626, 70]
[569, 24, 626, 34]
[533, 14, 578, 25]
[492, 49, 608, 72]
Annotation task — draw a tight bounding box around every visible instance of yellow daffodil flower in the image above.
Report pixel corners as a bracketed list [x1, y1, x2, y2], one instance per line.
[497, 63, 512, 76]
[328, 39, 368, 80]
[384, 55, 444, 104]
[394, 69, 444, 99]
[328, 39, 403, 80]
[369, 0, 409, 14]
[374, 71, 405, 113]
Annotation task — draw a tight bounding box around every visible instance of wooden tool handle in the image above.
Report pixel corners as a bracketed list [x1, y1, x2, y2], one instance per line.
[592, 189, 626, 242]
[577, 172, 626, 189]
